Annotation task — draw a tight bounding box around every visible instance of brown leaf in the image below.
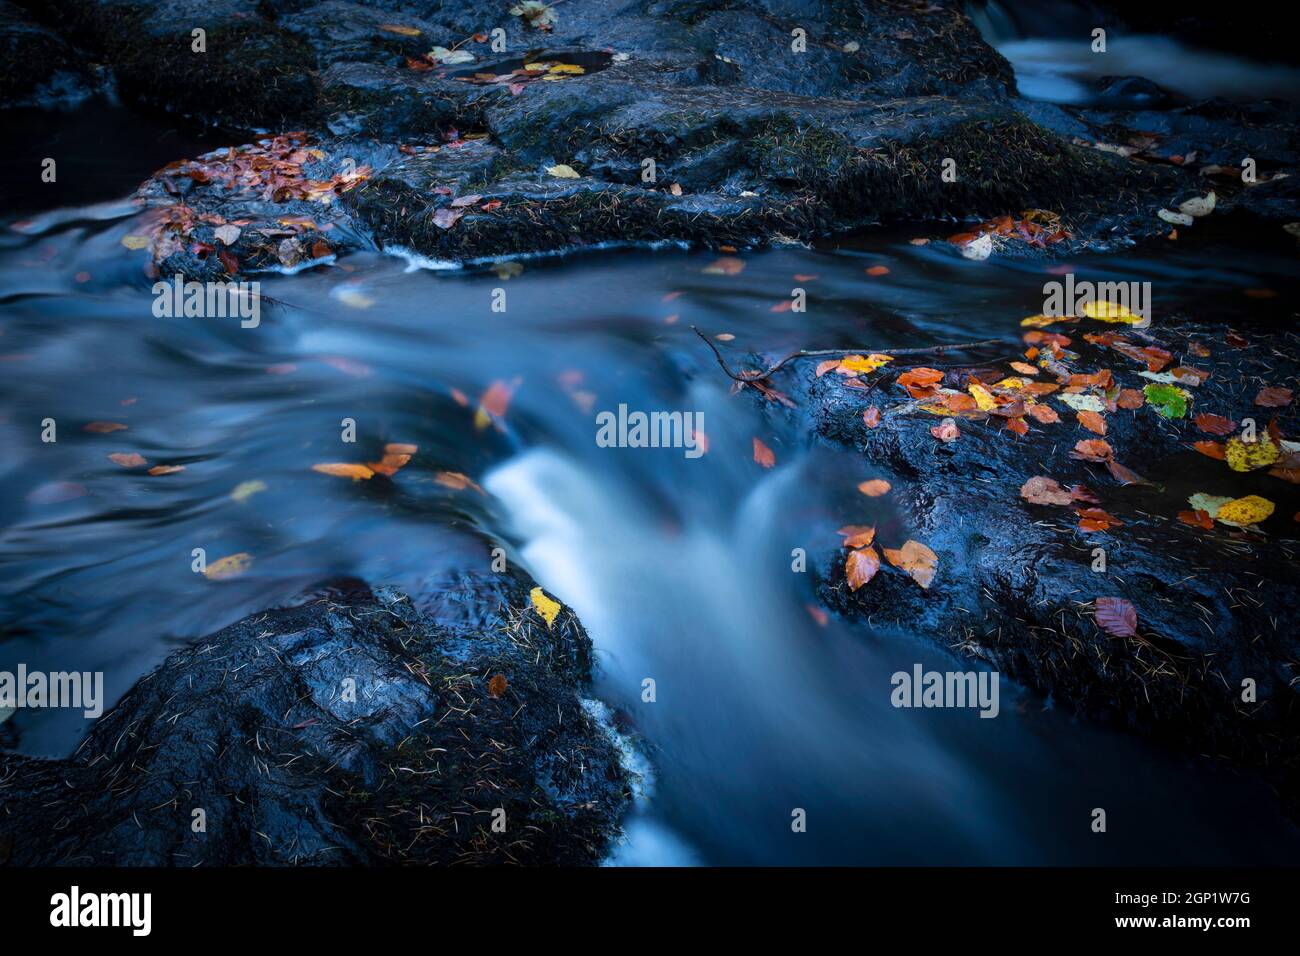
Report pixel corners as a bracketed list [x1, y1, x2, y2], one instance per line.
[1195, 413, 1237, 435]
[1077, 409, 1107, 435]
[487, 674, 508, 698]
[1070, 439, 1114, 462]
[753, 437, 775, 468]
[1020, 476, 1074, 506]
[1094, 596, 1138, 637]
[1255, 386, 1293, 408]
[1178, 509, 1214, 529]
[858, 479, 891, 497]
[862, 406, 881, 428]
[1027, 403, 1060, 424]
[1116, 388, 1144, 409]
[1105, 458, 1149, 486]
[1193, 440, 1226, 460]
[84, 421, 127, 433]
[882, 540, 938, 589]
[108, 452, 147, 468]
[147, 464, 185, 476]
[846, 545, 881, 591]
[1076, 507, 1123, 532]
[838, 525, 876, 548]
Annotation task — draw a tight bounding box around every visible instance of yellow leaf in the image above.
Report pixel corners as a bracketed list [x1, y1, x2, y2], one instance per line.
[1216, 495, 1275, 526]
[121, 235, 150, 250]
[379, 23, 421, 35]
[205, 552, 253, 581]
[968, 383, 997, 411]
[837, 353, 894, 374]
[546, 63, 585, 74]
[529, 586, 561, 628]
[231, 479, 267, 502]
[312, 463, 375, 480]
[1020, 314, 1058, 327]
[1225, 435, 1280, 472]
[1081, 300, 1145, 324]
[545, 164, 581, 179]
[993, 377, 1028, 390]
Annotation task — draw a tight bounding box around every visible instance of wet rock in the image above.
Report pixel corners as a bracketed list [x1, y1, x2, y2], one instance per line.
[776, 313, 1300, 813]
[0, 573, 631, 865]
[0, 2, 94, 108]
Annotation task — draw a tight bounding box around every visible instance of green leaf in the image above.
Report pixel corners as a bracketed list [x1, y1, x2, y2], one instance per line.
[1143, 383, 1189, 419]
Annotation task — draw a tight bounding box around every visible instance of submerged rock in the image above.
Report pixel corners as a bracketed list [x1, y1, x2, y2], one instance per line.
[0, 573, 631, 865]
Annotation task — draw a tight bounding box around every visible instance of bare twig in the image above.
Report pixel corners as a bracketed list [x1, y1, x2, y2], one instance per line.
[691, 326, 1010, 382]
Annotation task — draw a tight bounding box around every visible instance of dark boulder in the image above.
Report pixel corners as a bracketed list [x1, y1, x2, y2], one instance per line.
[0, 573, 631, 865]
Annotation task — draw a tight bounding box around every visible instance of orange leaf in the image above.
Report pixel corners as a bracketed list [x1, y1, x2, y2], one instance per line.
[1178, 509, 1214, 529]
[108, 452, 147, 468]
[882, 540, 938, 589]
[1077, 410, 1107, 435]
[1193, 440, 1226, 460]
[312, 463, 375, 480]
[1116, 388, 1144, 409]
[1028, 403, 1059, 424]
[1070, 439, 1113, 462]
[147, 464, 185, 476]
[838, 525, 876, 548]
[435, 471, 485, 494]
[1004, 417, 1029, 435]
[1076, 507, 1122, 532]
[862, 406, 881, 428]
[858, 479, 891, 497]
[84, 421, 127, 433]
[845, 546, 881, 590]
[487, 674, 508, 698]
[753, 437, 775, 468]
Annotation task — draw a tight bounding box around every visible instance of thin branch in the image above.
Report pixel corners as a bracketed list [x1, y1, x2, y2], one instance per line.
[691, 326, 1010, 382]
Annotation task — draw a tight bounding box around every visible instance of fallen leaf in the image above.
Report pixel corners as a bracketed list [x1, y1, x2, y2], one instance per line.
[1020, 476, 1074, 506]
[1225, 434, 1280, 472]
[1143, 383, 1190, 419]
[204, 552, 253, 581]
[882, 540, 938, 589]
[84, 421, 127, 433]
[1070, 439, 1113, 462]
[865, 265, 890, 277]
[1216, 494, 1275, 526]
[1077, 409, 1107, 435]
[703, 256, 745, 276]
[379, 23, 422, 36]
[435, 471, 485, 494]
[1116, 388, 1144, 409]
[1256, 386, 1293, 408]
[1195, 413, 1237, 435]
[930, 417, 960, 442]
[862, 406, 881, 428]
[753, 437, 775, 468]
[487, 674, 508, 698]
[1004, 417, 1029, 435]
[858, 479, 891, 497]
[1193, 440, 1226, 460]
[312, 463, 375, 480]
[1178, 509, 1214, 530]
[1028, 403, 1060, 424]
[1094, 597, 1137, 637]
[846, 546, 881, 590]
[231, 480, 267, 502]
[108, 452, 147, 468]
[1076, 507, 1123, 532]
[529, 586, 561, 627]
[837, 525, 876, 549]
[545, 164, 580, 178]
[147, 464, 185, 476]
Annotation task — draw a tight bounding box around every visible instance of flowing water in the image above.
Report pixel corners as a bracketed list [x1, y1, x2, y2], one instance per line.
[3, 101, 1300, 865]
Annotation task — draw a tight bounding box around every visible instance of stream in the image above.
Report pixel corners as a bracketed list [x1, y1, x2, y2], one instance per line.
[3, 47, 1300, 864]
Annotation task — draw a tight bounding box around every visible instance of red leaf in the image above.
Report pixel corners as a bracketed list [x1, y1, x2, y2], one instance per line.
[753, 437, 775, 468]
[1094, 597, 1137, 637]
[1194, 413, 1237, 435]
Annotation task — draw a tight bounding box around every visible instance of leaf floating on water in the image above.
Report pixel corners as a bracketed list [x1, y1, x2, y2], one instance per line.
[837, 525, 876, 549]
[312, 463, 375, 480]
[1178, 508, 1214, 530]
[1020, 476, 1074, 506]
[702, 256, 745, 276]
[858, 479, 891, 497]
[845, 546, 881, 590]
[204, 552, 253, 581]
[1188, 492, 1233, 518]
[1094, 597, 1137, 637]
[1076, 507, 1122, 532]
[752, 437, 775, 468]
[147, 464, 185, 476]
[882, 540, 938, 589]
[475, 380, 515, 430]
[231, 480, 267, 502]
[529, 586, 561, 628]
[84, 421, 127, 433]
[121, 235, 150, 250]
[108, 452, 147, 468]
[435, 470, 485, 494]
